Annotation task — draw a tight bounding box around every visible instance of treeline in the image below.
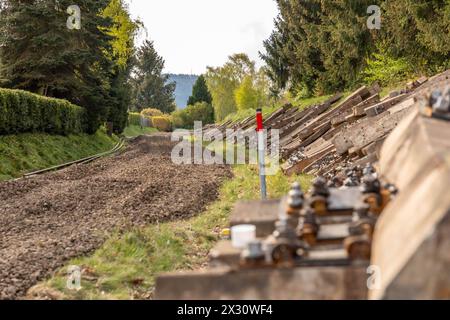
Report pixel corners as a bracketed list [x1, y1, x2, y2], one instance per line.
[261, 0, 450, 96]
[0, 0, 175, 135]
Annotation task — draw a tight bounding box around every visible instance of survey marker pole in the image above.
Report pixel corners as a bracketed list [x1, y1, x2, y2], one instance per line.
[256, 108, 267, 200]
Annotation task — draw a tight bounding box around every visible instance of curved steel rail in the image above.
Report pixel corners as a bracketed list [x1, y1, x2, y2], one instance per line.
[21, 138, 125, 178]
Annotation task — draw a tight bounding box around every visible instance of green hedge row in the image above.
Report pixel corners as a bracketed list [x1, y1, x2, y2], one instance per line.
[0, 88, 86, 135]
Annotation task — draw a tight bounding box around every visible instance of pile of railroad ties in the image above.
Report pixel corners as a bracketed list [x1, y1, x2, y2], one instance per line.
[154, 70, 450, 300]
[203, 70, 450, 178]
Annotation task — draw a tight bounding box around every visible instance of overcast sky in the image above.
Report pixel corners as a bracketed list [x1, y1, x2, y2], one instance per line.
[127, 0, 278, 75]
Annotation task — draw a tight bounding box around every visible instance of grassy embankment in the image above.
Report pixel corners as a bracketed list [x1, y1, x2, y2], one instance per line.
[0, 123, 159, 181]
[0, 128, 119, 181]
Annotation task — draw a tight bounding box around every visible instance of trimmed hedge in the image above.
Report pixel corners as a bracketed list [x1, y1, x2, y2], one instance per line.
[0, 88, 85, 135]
[152, 116, 172, 132]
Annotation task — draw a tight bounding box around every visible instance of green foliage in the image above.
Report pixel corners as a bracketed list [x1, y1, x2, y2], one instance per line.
[0, 0, 142, 134]
[222, 104, 278, 124]
[127, 113, 142, 127]
[381, 0, 450, 74]
[0, 88, 85, 135]
[234, 76, 259, 111]
[205, 54, 270, 121]
[259, 29, 290, 96]
[262, 0, 450, 95]
[170, 110, 187, 129]
[140, 108, 163, 118]
[187, 75, 212, 106]
[102, 0, 141, 70]
[131, 40, 176, 114]
[171, 102, 214, 129]
[0, 128, 117, 181]
[363, 52, 412, 86]
[205, 54, 256, 121]
[0, 0, 115, 134]
[103, 0, 141, 134]
[151, 116, 172, 132]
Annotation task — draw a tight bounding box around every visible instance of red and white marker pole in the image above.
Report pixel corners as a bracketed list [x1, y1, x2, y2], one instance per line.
[256, 109, 267, 199]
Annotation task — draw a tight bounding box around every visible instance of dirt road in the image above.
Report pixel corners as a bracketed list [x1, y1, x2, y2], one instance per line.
[0, 134, 231, 299]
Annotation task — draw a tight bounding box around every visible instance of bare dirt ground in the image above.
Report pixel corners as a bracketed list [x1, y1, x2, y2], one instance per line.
[0, 133, 231, 299]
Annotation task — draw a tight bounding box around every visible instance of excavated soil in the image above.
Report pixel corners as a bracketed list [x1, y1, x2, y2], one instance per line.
[0, 134, 231, 299]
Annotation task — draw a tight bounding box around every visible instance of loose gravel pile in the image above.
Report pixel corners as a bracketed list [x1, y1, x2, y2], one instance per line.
[0, 134, 231, 299]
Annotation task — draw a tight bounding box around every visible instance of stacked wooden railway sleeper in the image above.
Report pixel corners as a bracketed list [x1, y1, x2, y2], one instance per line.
[278, 76, 429, 177]
[204, 72, 447, 180]
[155, 70, 450, 300]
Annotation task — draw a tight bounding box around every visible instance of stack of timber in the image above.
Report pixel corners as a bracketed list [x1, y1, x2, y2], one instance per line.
[282, 70, 450, 177]
[202, 70, 449, 179]
[155, 70, 450, 300]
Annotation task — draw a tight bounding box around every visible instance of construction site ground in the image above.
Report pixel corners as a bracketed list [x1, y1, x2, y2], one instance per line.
[0, 134, 231, 299]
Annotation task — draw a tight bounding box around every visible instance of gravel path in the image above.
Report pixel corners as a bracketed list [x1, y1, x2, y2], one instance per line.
[0, 134, 231, 299]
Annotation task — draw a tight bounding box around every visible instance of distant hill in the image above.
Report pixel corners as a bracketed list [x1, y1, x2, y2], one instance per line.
[167, 74, 199, 109]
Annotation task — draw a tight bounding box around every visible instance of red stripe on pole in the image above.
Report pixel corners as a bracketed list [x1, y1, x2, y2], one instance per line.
[256, 109, 263, 132]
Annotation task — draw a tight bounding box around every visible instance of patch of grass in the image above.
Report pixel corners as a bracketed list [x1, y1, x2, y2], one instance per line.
[295, 94, 335, 111]
[123, 125, 158, 138]
[222, 92, 350, 125]
[379, 80, 412, 99]
[31, 164, 313, 300]
[0, 129, 118, 181]
[222, 105, 280, 124]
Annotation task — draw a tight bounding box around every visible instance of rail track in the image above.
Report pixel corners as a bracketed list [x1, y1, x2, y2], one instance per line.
[20, 138, 126, 179]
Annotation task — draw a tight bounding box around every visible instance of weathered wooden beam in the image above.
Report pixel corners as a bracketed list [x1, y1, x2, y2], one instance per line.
[155, 266, 368, 300]
[299, 122, 332, 149]
[332, 104, 414, 155]
[353, 94, 381, 116]
[283, 144, 335, 176]
[365, 94, 409, 117]
[353, 153, 378, 167]
[361, 137, 386, 157]
[368, 82, 382, 96]
[371, 107, 450, 300]
[230, 200, 281, 238]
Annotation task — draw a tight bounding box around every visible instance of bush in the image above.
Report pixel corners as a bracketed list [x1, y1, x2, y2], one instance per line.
[141, 108, 163, 118]
[128, 112, 153, 128]
[0, 88, 85, 135]
[151, 116, 172, 132]
[171, 102, 214, 129]
[171, 109, 189, 129]
[363, 52, 413, 87]
[128, 113, 142, 126]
